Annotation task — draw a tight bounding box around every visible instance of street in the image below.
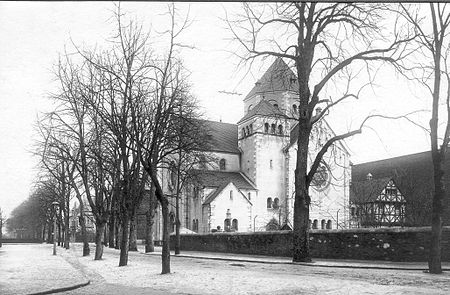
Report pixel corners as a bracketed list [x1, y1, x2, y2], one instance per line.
[1, 243, 450, 294]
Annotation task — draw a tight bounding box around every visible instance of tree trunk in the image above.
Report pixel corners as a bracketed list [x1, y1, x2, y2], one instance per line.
[119, 215, 130, 266]
[429, 148, 444, 273]
[292, 117, 312, 262]
[145, 208, 155, 253]
[115, 221, 121, 249]
[104, 225, 108, 246]
[47, 220, 53, 244]
[42, 223, 46, 242]
[108, 211, 115, 248]
[129, 211, 138, 251]
[428, 14, 444, 274]
[57, 222, 61, 246]
[78, 206, 90, 256]
[145, 183, 157, 252]
[64, 206, 70, 249]
[95, 221, 106, 260]
[161, 201, 171, 274]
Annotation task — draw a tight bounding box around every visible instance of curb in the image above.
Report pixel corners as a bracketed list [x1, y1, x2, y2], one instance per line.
[143, 252, 450, 272]
[28, 280, 90, 295]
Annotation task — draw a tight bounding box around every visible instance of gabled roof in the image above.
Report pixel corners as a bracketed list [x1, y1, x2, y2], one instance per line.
[203, 183, 227, 205]
[237, 99, 285, 124]
[191, 170, 256, 190]
[350, 177, 392, 203]
[245, 58, 299, 100]
[203, 182, 253, 205]
[351, 150, 450, 225]
[203, 120, 239, 154]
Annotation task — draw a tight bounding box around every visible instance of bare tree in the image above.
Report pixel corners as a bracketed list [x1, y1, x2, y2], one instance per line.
[123, 4, 211, 273]
[34, 127, 73, 250]
[226, 3, 415, 262]
[399, 3, 450, 274]
[172, 105, 214, 254]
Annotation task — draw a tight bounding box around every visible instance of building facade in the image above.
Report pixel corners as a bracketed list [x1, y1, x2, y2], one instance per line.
[350, 150, 450, 227]
[151, 58, 351, 239]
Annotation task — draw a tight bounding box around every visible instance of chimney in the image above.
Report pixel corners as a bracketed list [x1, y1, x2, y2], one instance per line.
[366, 173, 373, 181]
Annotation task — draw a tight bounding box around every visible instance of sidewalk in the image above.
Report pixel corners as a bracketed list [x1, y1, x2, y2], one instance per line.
[142, 246, 450, 271]
[0, 243, 90, 295]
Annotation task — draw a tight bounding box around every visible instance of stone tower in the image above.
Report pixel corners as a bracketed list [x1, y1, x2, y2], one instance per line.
[237, 58, 300, 230]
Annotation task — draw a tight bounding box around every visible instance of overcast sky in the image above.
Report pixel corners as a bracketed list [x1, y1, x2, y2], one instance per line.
[0, 2, 432, 217]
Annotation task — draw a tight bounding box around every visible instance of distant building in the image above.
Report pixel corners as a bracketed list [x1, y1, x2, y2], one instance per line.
[350, 151, 450, 227]
[69, 202, 95, 242]
[150, 58, 351, 240]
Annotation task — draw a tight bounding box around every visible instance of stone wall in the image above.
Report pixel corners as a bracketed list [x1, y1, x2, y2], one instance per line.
[171, 226, 450, 262]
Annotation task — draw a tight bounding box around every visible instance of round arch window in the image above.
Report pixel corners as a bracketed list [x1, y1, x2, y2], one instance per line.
[311, 163, 331, 191]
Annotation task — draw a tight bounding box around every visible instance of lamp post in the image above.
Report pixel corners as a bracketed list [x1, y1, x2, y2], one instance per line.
[52, 201, 59, 255]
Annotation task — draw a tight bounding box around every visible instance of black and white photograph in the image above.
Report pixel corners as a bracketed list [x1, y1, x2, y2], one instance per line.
[0, 2, 449, 294]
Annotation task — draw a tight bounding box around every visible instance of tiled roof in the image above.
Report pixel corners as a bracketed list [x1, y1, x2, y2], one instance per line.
[245, 58, 299, 100]
[237, 99, 285, 124]
[191, 170, 256, 190]
[203, 120, 239, 154]
[203, 183, 227, 205]
[350, 177, 391, 203]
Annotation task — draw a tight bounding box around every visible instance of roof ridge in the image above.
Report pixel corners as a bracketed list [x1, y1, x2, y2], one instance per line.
[353, 150, 431, 166]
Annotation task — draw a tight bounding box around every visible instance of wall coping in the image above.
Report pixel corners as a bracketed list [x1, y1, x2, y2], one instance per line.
[180, 226, 450, 237]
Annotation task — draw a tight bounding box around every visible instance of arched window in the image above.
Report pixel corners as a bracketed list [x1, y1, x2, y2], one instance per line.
[247, 192, 251, 200]
[248, 104, 253, 112]
[219, 158, 226, 171]
[273, 103, 278, 108]
[326, 220, 332, 229]
[271, 123, 276, 134]
[270, 159, 273, 169]
[267, 197, 273, 208]
[249, 124, 253, 134]
[278, 125, 283, 135]
[224, 219, 231, 232]
[242, 128, 246, 138]
[264, 123, 269, 133]
[273, 198, 280, 209]
[312, 219, 318, 229]
[169, 213, 175, 233]
[246, 126, 250, 136]
[229, 190, 233, 200]
[321, 219, 326, 229]
[293, 104, 298, 114]
[232, 219, 238, 231]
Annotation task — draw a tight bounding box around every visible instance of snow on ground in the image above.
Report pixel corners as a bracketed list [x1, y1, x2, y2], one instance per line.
[0, 243, 87, 295]
[63, 243, 450, 295]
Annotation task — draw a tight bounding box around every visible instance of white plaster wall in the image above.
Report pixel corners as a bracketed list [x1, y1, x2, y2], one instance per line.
[209, 183, 252, 232]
